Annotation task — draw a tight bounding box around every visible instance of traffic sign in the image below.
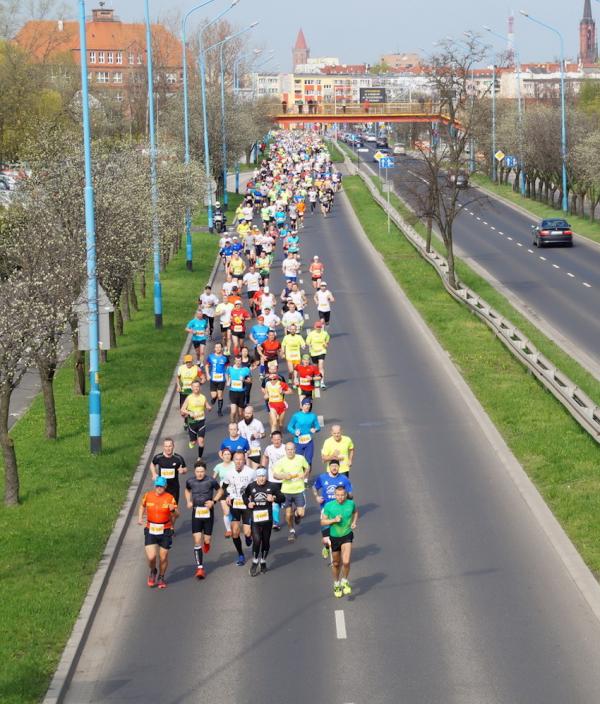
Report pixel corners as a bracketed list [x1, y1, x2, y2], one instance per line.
[374, 150, 385, 161]
[504, 155, 518, 168]
[495, 150, 506, 162]
[357, 147, 369, 153]
[380, 157, 395, 169]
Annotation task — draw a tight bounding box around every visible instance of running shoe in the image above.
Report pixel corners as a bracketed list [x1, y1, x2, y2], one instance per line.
[157, 576, 167, 589]
[147, 570, 157, 588]
[236, 554, 246, 567]
[287, 530, 296, 542]
[342, 580, 352, 596]
[260, 562, 268, 574]
[249, 562, 259, 577]
[322, 545, 330, 560]
[273, 524, 281, 532]
[333, 583, 343, 598]
[224, 530, 232, 538]
[195, 567, 206, 580]
[188, 441, 195, 449]
[202, 542, 211, 554]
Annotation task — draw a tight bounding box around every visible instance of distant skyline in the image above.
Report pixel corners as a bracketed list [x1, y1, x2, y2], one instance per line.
[73, 1, 589, 69]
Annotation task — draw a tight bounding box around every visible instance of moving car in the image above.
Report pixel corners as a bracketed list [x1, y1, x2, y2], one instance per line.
[532, 218, 573, 248]
[392, 143, 406, 155]
[364, 133, 377, 143]
[446, 170, 469, 189]
[375, 136, 388, 148]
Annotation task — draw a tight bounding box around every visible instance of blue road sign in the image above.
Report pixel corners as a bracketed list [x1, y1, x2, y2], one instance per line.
[504, 155, 518, 168]
[380, 157, 395, 169]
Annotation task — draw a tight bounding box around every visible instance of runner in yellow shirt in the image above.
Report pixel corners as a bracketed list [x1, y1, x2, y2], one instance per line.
[281, 323, 306, 375]
[306, 320, 330, 387]
[228, 251, 246, 279]
[177, 354, 202, 408]
[321, 424, 355, 475]
[273, 442, 310, 542]
[181, 379, 212, 456]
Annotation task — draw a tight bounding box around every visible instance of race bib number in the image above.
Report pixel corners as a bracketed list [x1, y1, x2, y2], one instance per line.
[195, 506, 210, 519]
[161, 468, 176, 479]
[233, 325, 243, 333]
[253, 509, 269, 523]
[233, 498, 246, 509]
[299, 434, 312, 445]
[149, 522, 164, 536]
[212, 372, 224, 382]
[231, 379, 243, 390]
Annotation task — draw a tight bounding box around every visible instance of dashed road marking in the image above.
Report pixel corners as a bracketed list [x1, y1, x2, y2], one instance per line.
[318, 415, 324, 426]
[483, 221, 488, 225]
[507, 236, 513, 241]
[539, 256, 547, 261]
[553, 264, 560, 269]
[517, 243, 523, 247]
[583, 282, 592, 288]
[498, 231, 504, 235]
[304, 313, 309, 319]
[567, 272, 575, 278]
[476, 216, 481, 221]
[490, 226, 495, 230]
[527, 249, 534, 253]
[299, 278, 304, 284]
[335, 610, 347, 639]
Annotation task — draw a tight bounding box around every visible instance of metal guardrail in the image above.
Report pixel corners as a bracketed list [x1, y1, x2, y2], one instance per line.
[342, 151, 600, 443]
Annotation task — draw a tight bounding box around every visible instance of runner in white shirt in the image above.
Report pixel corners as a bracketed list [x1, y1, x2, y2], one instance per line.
[242, 265, 261, 314]
[281, 254, 300, 283]
[218, 453, 257, 565]
[216, 295, 234, 354]
[199, 285, 219, 339]
[260, 287, 277, 312]
[289, 282, 307, 314]
[281, 302, 304, 332]
[261, 430, 287, 530]
[262, 306, 281, 332]
[237, 406, 265, 468]
[222, 273, 237, 297]
[314, 281, 335, 327]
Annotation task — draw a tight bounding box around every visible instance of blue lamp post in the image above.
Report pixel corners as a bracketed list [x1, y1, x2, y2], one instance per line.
[181, 0, 217, 271]
[520, 10, 568, 212]
[77, 0, 101, 453]
[206, 22, 259, 208]
[483, 25, 526, 196]
[143, 0, 163, 328]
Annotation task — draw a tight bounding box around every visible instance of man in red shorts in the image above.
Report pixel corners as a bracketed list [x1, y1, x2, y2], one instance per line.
[293, 353, 322, 406]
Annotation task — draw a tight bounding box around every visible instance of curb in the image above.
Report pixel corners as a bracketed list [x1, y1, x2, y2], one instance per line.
[471, 181, 600, 254]
[43, 255, 220, 704]
[340, 176, 600, 624]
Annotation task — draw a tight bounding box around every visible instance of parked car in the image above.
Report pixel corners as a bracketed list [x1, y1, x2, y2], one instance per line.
[392, 143, 406, 155]
[532, 218, 573, 248]
[375, 136, 388, 148]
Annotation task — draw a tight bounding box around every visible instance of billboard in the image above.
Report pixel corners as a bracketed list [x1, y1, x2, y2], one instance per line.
[359, 87, 386, 104]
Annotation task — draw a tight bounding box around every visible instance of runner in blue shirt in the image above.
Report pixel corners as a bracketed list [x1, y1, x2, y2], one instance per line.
[205, 341, 229, 416]
[313, 458, 353, 560]
[226, 355, 252, 422]
[185, 310, 209, 364]
[219, 421, 250, 457]
[287, 398, 320, 466]
[249, 318, 270, 361]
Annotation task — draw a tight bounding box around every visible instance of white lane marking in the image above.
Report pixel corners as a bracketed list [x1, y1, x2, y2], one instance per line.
[527, 249, 534, 253]
[476, 216, 481, 221]
[304, 313, 309, 319]
[507, 236, 513, 241]
[516, 242, 523, 247]
[553, 264, 560, 269]
[483, 221, 488, 225]
[335, 610, 347, 639]
[539, 256, 547, 261]
[318, 415, 324, 425]
[498, 231, 504, 235]
[567, 272, 575, 278]
[583, 282, 592, 288]
[299, 278, 304, 284]
[490, 226, 496, 230]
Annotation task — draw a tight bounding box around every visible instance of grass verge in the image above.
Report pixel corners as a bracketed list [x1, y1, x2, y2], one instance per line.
[343, 174, 600, 577]
[471, 173, 600, 247]
[325, 139, 344, 163]
[0, 230, 218, 704]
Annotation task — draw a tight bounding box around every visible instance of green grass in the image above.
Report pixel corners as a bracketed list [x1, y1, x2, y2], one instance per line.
[471, 173, 600, 246]
[325, 139, 344, 163]
[0, 230, 218, 704]
[343, 175, 600, 577]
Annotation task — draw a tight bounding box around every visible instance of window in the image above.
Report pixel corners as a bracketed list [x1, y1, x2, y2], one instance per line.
[113, 72, 123, 84]
[166, 73, 177, 84]
[98, 51, 105, 63]
[137, 54, 143, 65]
[89, 50, 96, 63]
[116, 51, 123, 65]
[116, 92, 123, 102]
[107, 51, 114, 64]
[128, 52, 134, 64]
[96, 71, 110, 83]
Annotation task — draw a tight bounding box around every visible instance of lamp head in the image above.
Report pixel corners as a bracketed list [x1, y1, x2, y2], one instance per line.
[250, 20, 259, 28]
[519, 10, 529, 17]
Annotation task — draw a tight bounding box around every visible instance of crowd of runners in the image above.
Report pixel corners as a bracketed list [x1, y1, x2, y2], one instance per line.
[139, 132, 359, 599]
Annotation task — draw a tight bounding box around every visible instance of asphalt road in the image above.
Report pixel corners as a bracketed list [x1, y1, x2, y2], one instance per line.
[63, 186, 600, 703]
[357, 142, 600, 372]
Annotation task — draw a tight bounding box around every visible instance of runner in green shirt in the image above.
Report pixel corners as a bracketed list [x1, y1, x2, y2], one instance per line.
[321, 486, 358, 598]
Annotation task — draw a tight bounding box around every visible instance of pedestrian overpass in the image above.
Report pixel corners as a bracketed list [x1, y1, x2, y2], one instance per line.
[273, 102, 460, 128]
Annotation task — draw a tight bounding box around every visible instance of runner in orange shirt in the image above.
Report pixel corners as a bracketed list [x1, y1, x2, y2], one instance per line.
[138, 477, 179, 589]
[309, 255, 325, 289]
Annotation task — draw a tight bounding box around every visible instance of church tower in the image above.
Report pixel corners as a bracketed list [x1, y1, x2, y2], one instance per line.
[292, 29, 309, 70]
[580, 0, 598, 64]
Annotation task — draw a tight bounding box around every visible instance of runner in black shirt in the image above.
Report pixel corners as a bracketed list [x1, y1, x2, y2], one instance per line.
[151, 438, 187, 524]
[184, 459, 221, 579]
[243, 468, 284, 576]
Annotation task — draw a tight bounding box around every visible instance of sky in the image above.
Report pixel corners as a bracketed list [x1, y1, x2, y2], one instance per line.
[75, 0, 588, 69]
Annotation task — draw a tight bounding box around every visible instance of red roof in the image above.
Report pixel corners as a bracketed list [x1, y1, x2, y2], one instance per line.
[322, 64, 367, 75]
[294, 28, 308, 51]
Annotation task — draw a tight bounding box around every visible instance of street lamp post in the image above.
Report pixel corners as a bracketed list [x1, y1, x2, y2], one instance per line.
[143, 0, 163, 328]
[182, 1, 217, 271]
[520, 10, 568, 212]
[484, 25, 526, 196]
[78, 0, 101, 453]
[204, 23, 259, 208]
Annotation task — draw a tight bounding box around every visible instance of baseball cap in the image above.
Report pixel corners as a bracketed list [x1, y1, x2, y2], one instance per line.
[256, 467, 268, 477]
[154, 476, 168, 487]
[183, 354, 193, 362]
[320, 281, 327, 287]
[301, 397, 312, 406]
[302, 353, 310, 360]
